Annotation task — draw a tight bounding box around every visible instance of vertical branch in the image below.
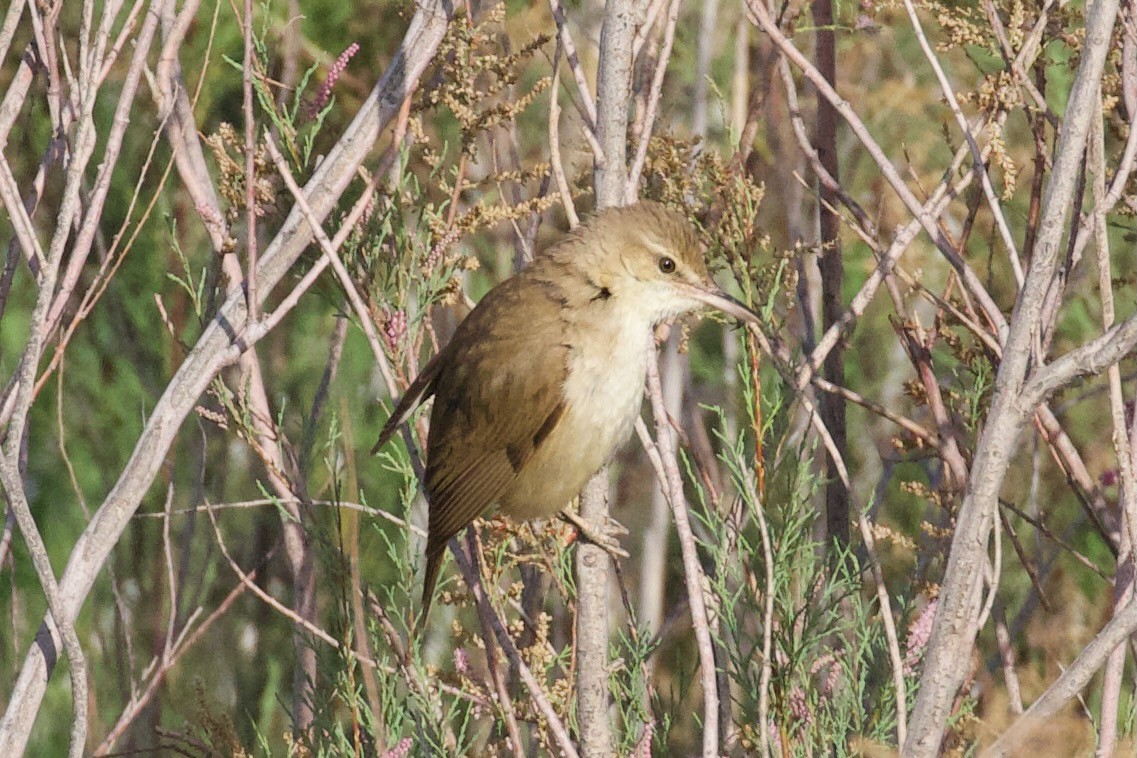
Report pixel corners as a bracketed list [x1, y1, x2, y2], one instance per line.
[593, 0, 635, 207]
[856, 512, 908, 744]
[577, 1, 638, 754]
[638, 336, 679, 644]
[644, 335, 721, 757]
[754, 482, 775, 758]
[810, 0, 848, 553]
[0, 2, 168, 753]
[624, 0, 680, 197]
[691, 0, 720, 137]
[1091, 89, 1137, 758]
[464, 531, 525, 755]
[237, 353, 318, 730]
[241, 0, 258, 320]
[548, 65, 581, 228]
[574, 471, 614, 758]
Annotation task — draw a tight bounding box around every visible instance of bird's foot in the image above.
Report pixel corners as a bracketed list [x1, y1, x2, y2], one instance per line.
[560, 511, 630, 559]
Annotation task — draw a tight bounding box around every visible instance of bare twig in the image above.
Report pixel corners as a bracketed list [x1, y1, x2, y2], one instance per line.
[242, 0, 258, 321]
[546, 0, 605, 163]
[0, 4, 172, 754]
[901, 0, 1024, 287]
[691, 0, 720, 138]
[644, 337, 719, 757]
[625, 0, 680, 199]
[748, 0, 1007, 336]
[1090, 90, 1137, 758]
[94, 569, 255, 755]
[753, 484, 775, 758]
[810, 0, 849, 551]
[0, 0, 27, 65]
[985, 598, 1137, 756]
[637, 338, 679, 663]
[548, 64, 580, 228]
[263, 137, 400, 396]
[449, 543, 580, 758]
[856, 511, 908, 745]
[464, 531, 525, 755]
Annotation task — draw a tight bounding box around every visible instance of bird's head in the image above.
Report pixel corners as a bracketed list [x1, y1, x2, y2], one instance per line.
[566, 201, 762, 327]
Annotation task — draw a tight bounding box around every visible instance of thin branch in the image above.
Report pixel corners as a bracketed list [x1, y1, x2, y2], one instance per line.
[94, 571, 253, 755]
[548, 63, 580, 228]
[0, 0, 27, 65]
[264, 136, 400, 397]
[576, 0, 639, 753]
[753, 483, 775, 758]
[856, 510, 908, 745]
[464, 531, 525, 755]
[242, 0, 258, 321]
[644, 337, 720, 757]
[546, 0, 605, 163]
[986, 598, 1137, 756]
[1091, 87, 1137, 757]
[625, 0, 680, 198]
[748, 0, 1007, 336]
[811, 0, 849, 551]
[901, 0, 1024, 287]
[449, 542, 580, 758]
[1022, 315, 1137, 408]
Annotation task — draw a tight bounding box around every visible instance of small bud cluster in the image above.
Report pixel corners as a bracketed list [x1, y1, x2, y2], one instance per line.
[381, 737, 412, 758]
[453, 647, 470, 675]
[632, 721, 653, 758]
[382, 308, 407, 353]
[309, 42, 360, 117]
[905, 599, 938, 674]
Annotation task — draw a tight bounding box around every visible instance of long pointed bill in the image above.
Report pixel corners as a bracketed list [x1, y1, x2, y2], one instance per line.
[677, 282, 762, 325]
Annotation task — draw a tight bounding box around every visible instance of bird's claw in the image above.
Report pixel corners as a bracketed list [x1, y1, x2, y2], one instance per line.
[561, 511, 630, 559]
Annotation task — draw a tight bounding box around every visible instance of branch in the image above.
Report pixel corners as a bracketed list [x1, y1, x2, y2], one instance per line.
[811, 0, 850, 551]
[625, 0, 679, 198]
[747, 0, 1007, 337]
[1021, 314, 1137, 410]
[0, 2, 170, 753]
[644, 336, 720, 757]
[901, 0, 1025, 287]
[575, 0, 638, 754]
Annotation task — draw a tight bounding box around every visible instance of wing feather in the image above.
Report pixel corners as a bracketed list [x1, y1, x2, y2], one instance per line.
[406, 264, 573, 620]
[370, 353, 446, 455]
[423, 273, 570, 550]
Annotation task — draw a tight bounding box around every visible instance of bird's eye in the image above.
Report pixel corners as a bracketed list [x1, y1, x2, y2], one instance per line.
[658, 257, 676, 274]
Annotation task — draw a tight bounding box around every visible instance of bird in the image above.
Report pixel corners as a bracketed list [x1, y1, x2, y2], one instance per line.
[372, 201, 761, 621]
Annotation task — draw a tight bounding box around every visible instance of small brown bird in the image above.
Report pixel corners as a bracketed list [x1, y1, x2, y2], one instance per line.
[373, 202, 761, 618]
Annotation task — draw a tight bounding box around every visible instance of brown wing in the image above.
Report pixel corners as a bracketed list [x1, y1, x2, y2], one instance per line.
[424, 273, 570, 551]
[416, 273, 570, 616]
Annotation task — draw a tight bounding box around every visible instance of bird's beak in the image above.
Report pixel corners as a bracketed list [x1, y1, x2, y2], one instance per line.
[678, 282, 762, 325]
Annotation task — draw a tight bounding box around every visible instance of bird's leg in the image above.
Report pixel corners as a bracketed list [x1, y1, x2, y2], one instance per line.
[560, 510, 630, 559]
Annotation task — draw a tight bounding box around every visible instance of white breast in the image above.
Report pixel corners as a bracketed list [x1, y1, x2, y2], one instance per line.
[496, 300, 650, 520]
[560, 302, 650, 462]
